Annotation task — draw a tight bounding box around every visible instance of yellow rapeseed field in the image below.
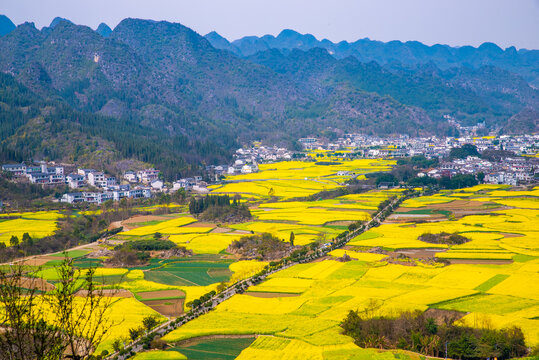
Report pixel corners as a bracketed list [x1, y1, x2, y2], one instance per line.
[119, 216, 197, 236]
[0, 211, 61, 246]
[159, 186, 539, 358]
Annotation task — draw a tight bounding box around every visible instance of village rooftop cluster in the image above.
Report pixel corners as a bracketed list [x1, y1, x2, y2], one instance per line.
[299, 133, 538, 157]
[0, 164, 158, 205]
[299, 133, 539, 185]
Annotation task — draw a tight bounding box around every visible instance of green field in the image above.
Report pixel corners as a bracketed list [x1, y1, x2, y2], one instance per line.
[145, 261, 233, 286]
[171, 337, 256, 360]
[50, 249, 91, 258]
[433, 293, 538, 315]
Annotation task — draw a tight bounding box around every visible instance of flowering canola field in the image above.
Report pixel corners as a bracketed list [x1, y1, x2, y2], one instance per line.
[0, 211, 62, 246]
[210, 159, 395, 200]
[160, 186, 539, 359]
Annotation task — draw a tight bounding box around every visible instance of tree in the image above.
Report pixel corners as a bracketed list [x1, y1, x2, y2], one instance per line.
[112, 339, 122, 353]
[449, 144, 479, 159]
[0, 256, 115, 360]
[9, 235, 19, 247]
[173, 188, 186, 203]
[22, 232, 33, 247]
[289, 232, 295, 246]
[476, 172, 485, 183]
[142, 315, 159, 331]
[128, 327, 143, 341]
[425, 317, 437, 335]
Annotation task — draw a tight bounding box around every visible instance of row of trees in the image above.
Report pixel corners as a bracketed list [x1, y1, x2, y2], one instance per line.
[188, 194, 239, 214]
[189, 194, 251, 222]
[409, 173, 481, 189]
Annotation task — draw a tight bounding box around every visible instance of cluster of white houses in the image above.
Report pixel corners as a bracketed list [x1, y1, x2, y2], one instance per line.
[2, 163, 161, 188]
[299, 134, 539, 159]
[60, 187, 151, 205]
[1, 163, 160, 204]
[419, 156, 538, 185]
[1, 163, 65, 185]
[205, 146, 293, 178]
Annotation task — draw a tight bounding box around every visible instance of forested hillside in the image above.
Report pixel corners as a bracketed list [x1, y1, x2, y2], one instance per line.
[0, 72, 231, 179]
[0, 16, 537, 177]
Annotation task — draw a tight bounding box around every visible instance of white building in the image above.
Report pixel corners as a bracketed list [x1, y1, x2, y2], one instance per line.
[106, 176, 117, 187]
[61, 193, 84, 204]
[88, 172, 106, 187]
[66, 174, 85, 189]
[1, 164, 26, 176]
[137, 169, 160, 184]
[61, 187, 151, 205]
[151, 180, 164, 190]
[77, 168, 95, 179]
[123, 171, 137, 183]
[173, 179, 191, 190]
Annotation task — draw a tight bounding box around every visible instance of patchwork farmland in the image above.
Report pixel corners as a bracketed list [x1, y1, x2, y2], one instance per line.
[3, 159, 538, 360]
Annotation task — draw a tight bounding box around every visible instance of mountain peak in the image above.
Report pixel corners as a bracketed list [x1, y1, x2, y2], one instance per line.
[96, 23, 112, 37]
[50, 17, 72, 28]
[206, 31, 224, 39]
[0, 14, 16, 36]
[478, 42, 503, 54]
[204, 31, 241, 54]
[277, 29, 301, 39]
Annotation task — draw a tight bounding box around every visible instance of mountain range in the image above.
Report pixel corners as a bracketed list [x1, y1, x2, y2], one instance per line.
[206, 29, 539, 88]
[0, 15, 537, 178]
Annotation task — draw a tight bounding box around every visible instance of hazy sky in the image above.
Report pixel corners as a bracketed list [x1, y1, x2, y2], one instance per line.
[2, 0, 539, 49]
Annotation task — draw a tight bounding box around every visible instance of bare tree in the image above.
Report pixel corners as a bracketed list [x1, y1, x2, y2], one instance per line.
[0, 264, 63, 360]
[0, 256, 115, 359]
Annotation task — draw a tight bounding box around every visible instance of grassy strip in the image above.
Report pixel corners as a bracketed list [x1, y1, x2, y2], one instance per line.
[137, 295, 186, 301]
[474, 274, 511, 292]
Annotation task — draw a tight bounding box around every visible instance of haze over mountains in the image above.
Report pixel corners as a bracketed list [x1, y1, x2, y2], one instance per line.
[0, 15, 537, 178]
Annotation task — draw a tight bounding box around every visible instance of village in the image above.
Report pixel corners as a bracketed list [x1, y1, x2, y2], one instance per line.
[1, 134, 537, 206]
[300, 133, 539, 186]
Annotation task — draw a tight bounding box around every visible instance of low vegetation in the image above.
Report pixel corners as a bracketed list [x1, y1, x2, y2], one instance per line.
[117, 238, 178, 251]
[110, 238, 192, 266]
[228, 232, 293, 260]
[341, 309, 528, 360]
[419, 232, 471, 245]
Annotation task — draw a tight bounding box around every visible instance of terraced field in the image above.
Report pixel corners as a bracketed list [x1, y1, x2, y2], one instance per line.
[158, 186, 539, 359]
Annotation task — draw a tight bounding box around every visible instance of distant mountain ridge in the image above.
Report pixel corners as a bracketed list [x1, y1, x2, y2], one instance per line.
[205, 29, 539, 88]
